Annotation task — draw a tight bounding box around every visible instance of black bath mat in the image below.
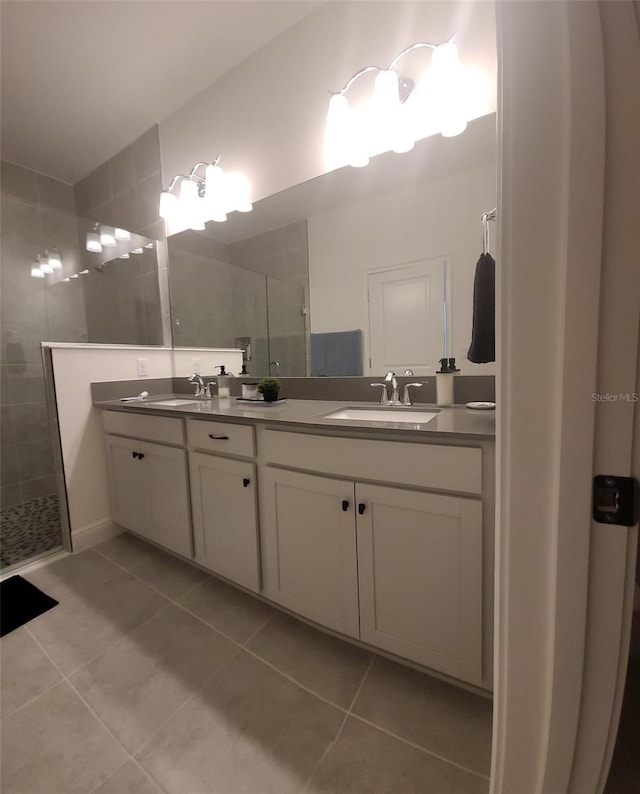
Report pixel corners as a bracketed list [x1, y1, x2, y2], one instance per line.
[0, 575, 58, 637]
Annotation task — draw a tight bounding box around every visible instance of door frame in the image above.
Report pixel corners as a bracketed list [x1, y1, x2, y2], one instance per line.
[493, 1, 639, 791]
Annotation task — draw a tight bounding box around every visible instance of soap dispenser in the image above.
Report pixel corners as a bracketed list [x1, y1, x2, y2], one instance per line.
[436, 357, 459, 407]
[216, 365, 231, 399]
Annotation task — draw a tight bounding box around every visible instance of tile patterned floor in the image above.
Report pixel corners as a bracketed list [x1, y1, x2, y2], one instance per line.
[0, 533, 492, 793]
[0, 494, 62, 569]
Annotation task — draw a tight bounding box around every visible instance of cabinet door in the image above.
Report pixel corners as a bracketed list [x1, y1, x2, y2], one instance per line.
[189, 452, 260, 592]
[105, 435, 149, 535]
[356, 483, 483, 685]
[261, 468, 359, 637]
[145, 442, 192, 558]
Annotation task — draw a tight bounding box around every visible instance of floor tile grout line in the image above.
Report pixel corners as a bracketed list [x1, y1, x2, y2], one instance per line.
[0, 675, 64, 721]
[302, 654, 377, 792]
[241, 609, 276, 647]
[42, 544, 491, 783]
[349, 711, 491, 781]
[96, 545, 491, 779]
[131, 643, 247, 761]
[22, 626, 143, 774]
[173, 597, 355, 715]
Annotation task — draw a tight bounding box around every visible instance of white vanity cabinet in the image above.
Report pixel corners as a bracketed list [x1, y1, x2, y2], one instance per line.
[103, 414, 192, 558]
[260, 428, 489, 686]
[260, 467, 359, 637]
[356, 483, 483, 684]
[187, 419, 261, 592]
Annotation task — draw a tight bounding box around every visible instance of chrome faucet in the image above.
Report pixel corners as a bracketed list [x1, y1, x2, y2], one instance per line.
[402, 382, 424, 406]
[385, 371, 401, 405]
[188, 372, 206, 397]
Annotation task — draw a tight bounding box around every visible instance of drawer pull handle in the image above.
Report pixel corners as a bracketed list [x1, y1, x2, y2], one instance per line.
[341, 500, 350, 512]
[358, 503, 366, 515]
[243, 478, 250, 488]
[208, 434, 230, 440]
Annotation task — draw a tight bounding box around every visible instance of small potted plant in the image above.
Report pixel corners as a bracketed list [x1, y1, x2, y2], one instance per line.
[257, 377, 281, 403]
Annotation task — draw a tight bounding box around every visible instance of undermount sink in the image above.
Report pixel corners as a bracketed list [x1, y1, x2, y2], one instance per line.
[144, 398, 199, 407]
[324, 408, 439, 425]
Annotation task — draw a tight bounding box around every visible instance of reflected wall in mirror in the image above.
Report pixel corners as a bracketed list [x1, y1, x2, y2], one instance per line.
[168, 220, 309, 377]
[75, 219, 163, 345]
[167, 113, 497, 376]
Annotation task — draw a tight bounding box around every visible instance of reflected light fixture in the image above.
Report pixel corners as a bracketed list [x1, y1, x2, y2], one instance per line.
[30, 249, 64, 278]
[86, 224, 103, 252]
[325, 39, 490, 170]
[159, 157, 253, 232]
[115, 227, 131, 241]
[99, 225, 116, 247]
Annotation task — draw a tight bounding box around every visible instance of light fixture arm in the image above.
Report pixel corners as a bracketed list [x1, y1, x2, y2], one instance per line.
[163, 156, 221, 195]
[332, 40, 441, 98]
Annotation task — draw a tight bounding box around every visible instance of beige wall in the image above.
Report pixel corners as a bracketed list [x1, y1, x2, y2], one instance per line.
[308, 163, 497, 376]
[159, 1, 497, 206]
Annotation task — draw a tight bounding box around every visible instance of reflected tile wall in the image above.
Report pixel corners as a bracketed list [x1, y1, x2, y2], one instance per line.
[72, 125, 166, 344]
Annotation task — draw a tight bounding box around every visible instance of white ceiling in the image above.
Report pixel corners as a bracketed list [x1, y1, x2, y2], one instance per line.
[0, 0, 321, 185]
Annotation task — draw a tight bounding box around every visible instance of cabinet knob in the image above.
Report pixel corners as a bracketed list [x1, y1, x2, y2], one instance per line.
[358, 503, 366, 515]
[209, 434, 230, 440]
[243, 478, 250, 488]
[138, 453, 145, 460]
[131, 451, 136, 459]
[341, 500, 350, 512]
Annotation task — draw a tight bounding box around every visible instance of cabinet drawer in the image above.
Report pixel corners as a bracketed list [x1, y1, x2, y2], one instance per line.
[187, 418, 255, 457]
[103, 411, 185, 445]
[263, 430, 482, 494]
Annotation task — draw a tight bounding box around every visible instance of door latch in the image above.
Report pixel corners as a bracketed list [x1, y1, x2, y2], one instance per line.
[593, 475, 639, 526]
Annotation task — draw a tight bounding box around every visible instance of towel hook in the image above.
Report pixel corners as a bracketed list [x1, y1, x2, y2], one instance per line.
[481, 208, 497, 255]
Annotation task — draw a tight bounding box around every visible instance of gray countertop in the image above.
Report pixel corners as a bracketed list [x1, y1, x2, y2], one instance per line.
[95, 395, 495, 441]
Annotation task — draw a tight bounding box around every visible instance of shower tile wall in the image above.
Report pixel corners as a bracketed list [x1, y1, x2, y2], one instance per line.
[73, 125, 166, 346]
[0, 161, 87, 566]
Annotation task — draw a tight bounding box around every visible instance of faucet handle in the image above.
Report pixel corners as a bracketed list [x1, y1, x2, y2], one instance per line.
[370, 383, 390, 406]
[402, 382, 423, 406]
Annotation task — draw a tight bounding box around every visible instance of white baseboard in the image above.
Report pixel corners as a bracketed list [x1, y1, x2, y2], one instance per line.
[71, 519, 123, 552]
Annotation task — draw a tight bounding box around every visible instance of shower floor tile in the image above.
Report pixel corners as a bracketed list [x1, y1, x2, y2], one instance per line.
[0, 494, 62, 569]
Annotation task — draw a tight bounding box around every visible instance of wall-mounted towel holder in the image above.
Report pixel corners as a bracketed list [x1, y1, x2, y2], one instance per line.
[481, 208, 497, 255]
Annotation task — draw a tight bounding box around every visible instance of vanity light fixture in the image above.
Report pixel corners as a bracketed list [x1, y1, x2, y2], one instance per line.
[325, 40, 489, 169]
[86, 224, 103, 253]
[46, 249, 62, 270]
[99, 225, 117, 247]
[30, 249, 64, 278]
[159, 157, 253, 232]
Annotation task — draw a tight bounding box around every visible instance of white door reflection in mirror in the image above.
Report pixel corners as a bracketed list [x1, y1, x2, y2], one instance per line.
[367, 257, 446, 376]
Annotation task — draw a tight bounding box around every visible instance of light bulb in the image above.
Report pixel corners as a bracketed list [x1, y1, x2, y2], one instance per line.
[114, 227, 131, 240]
[100, 225, 116, 246]
[131, 248, 144, 255]
[79, 269, 89, 275]
[38, 256, 53, 275]
[118, 253, 130, 259]
[325, 93, 350, 169]
[159, 190, 177, 220]
[205, 163, 224, 195]
[144, 242, 154, 249]
[31, 266, 44, 278]
[47, 249, 62, 270]
[431, 42, 459, 73]
[86, 231, 102, 253]
[70, 273, 79, 279]
[62, 277, 71, 283]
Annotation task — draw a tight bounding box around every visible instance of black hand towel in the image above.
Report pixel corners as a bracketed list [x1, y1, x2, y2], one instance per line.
[467, 252, 495, 363]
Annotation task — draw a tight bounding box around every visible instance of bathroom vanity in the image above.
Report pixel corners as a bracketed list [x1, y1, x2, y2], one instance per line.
[98, 397, 495, 691]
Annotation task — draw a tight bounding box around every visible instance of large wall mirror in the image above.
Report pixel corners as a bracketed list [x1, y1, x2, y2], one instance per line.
[166, 112, 497, 377]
